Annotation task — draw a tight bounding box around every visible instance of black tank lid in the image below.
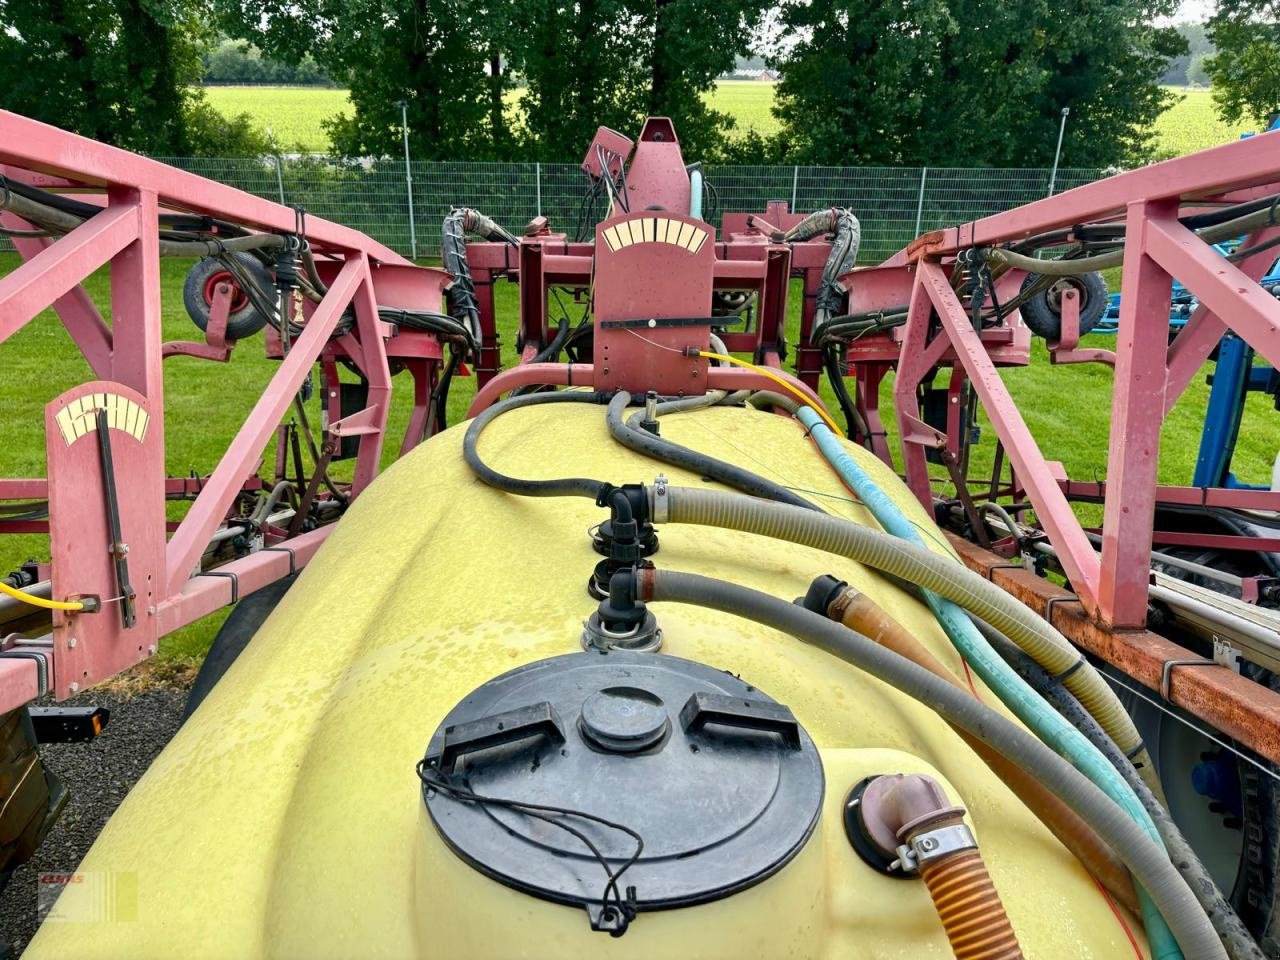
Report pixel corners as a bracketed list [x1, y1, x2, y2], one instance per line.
[420, 651, 824, 935]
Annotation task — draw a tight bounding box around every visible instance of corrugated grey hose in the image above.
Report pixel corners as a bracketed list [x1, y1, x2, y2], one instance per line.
[640, 568, 1226, 960]
[972, 615, 1264, 960]
[782, 208, 861, 322]
[606, 391, 819, 510]
[654, 485, 1160, 793]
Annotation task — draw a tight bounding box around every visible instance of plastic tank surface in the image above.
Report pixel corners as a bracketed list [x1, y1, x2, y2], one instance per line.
[24, 402, 1149, 959]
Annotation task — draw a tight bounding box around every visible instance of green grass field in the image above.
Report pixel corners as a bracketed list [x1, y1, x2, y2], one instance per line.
[205, 82, 1255, 158]
[2, 251, 1273, 669]
[204, 86, 352, 152]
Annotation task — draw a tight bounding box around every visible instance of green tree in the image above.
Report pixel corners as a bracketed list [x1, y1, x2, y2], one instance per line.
[1206, 0, 1280, 126]
[0, 0, 268, 156]
[203, 38, 333, 85]
[769, 0, 1184, 168]
[218, 0, 517, 159]
[508, 0, 772, 161]
[1161, 22, 1213, 85]
[506, 0, 651, 158]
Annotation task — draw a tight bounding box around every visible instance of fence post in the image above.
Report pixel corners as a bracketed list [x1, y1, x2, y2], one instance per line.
[396, 100, 418, 260]
[536, 162, 542, 218]
[790, 165, 799, 210]
[273, 154, 286, 206]
[913, 166, 928, 237]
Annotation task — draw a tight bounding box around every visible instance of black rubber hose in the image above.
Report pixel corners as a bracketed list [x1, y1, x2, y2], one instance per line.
[530, 319, 571, 364]
[639, 569, 1227, 960]
[463, 391, 609, 498]
[821, 346, 871, 442]
[973, 617, 1265, 960]
[605, 391, 820, 510]
[511, 321, 573, 398]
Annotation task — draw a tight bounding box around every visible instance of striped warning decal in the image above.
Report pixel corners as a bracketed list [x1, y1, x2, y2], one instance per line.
[601, 217, 709, 255]
[54, 393, 149, 447]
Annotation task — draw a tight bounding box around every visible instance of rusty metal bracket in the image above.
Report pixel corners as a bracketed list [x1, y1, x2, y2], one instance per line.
[1043, 593, 1081, 626]
[1160, 657, 1217, 702]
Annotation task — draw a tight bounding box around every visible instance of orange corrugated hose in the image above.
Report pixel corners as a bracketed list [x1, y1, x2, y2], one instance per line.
[829, 585, 1139, 915]
[918, 847, 1024, 960]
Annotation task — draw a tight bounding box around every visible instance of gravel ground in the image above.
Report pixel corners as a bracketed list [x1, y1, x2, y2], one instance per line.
[0, 681, 189, 957]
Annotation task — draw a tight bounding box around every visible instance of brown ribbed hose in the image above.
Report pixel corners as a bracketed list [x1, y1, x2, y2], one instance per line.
[828, 585, 1139, 915]
[918, 838, 1023, 960]
[862, 774, 1024, 960]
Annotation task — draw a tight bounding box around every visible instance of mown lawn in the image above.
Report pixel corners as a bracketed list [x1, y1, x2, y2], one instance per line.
[204, 83, 1257, 158]
[2, 250, 1271, 665]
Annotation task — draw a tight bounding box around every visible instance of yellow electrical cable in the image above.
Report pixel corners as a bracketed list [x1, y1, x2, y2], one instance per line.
[0, 578, 84, 611]
[696, 350, 845, 437]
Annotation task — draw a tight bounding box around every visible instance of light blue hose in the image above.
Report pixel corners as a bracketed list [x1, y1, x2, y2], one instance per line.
[689, 168, 703, 221]
[796, 405, 1181, 960]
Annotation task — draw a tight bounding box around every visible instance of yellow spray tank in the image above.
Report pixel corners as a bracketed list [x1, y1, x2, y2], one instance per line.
[25, 401, 1152, 960]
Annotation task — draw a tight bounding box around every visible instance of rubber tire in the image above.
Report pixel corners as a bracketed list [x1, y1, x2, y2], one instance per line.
[182, 253, 273, 341]
[1234, 665, 1280, 953]
[182, 573, 298, 722]
[1019, 271, 1107, 339]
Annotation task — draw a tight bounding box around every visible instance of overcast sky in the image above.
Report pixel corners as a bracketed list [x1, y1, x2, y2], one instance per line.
[1171, 0, 1213, 21]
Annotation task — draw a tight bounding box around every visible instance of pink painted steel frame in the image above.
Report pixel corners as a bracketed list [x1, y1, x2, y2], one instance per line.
[0, 111, 450, 712]
[892, 129, 1280, 628]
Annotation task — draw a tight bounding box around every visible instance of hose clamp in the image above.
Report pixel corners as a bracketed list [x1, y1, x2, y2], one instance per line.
[652, 475, 669, 524]
[891, 824, 977, 874]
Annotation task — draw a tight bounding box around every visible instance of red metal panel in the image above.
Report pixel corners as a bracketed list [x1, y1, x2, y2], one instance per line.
[46, 381, 164, 698]
[623, 118, 690, 213]
[592, 212, 714, 396]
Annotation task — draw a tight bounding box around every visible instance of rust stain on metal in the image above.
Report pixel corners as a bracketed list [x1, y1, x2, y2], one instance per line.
[946, 533, 1280, 766]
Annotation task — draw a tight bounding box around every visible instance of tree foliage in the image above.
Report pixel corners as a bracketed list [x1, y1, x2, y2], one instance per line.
[217, 0, 769, 161]
[1205, 0, 1280, 126]
[768, 0, 1185, 168]
[1160, 22, 1213, 86]
[203, 39, 333, 85]
[0, 0, 268, 155]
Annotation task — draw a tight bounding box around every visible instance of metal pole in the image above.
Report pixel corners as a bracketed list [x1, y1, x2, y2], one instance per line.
[1048, 107, 1070, 198]
[913, 166, 928, 236]
[396, 100, 417, 260]
[273, 154, 286, 206]
[536, 162, 542, 218]
[790, 165, 799, 210]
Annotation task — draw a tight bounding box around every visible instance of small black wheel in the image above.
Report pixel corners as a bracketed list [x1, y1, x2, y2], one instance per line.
[182, 253, 274, 341]
[1019, 271, 1107, 339]
[182, 573, 298, 721]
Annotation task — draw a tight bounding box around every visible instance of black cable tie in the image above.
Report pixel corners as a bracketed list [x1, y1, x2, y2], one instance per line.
[1125, 741, 1147, 761]
[1051, 658, 1087, 683]
[1042, 593, 1079, 624]
[196, 570, 239, 605]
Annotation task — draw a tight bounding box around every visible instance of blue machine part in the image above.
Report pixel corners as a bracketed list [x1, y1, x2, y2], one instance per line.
[1192, 336, 1280, 488]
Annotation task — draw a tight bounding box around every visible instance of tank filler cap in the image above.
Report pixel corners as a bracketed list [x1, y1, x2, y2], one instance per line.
[420, 652, 824, 933]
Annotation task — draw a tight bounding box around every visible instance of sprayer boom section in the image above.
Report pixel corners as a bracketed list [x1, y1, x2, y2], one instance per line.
[2, 110, 1280, 765]
[0, 110, 453, 713]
